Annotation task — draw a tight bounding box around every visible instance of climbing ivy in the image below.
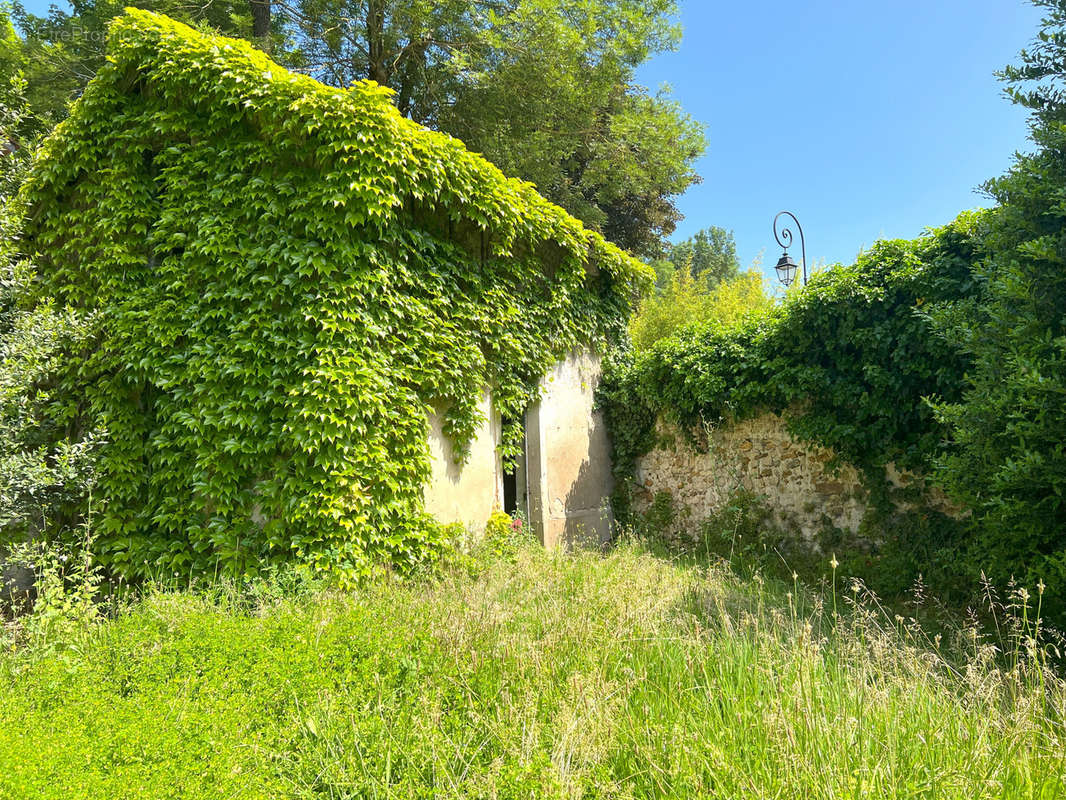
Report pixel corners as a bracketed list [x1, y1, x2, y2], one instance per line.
[14, 10, 650, 582]
[599, 213, 984, 518]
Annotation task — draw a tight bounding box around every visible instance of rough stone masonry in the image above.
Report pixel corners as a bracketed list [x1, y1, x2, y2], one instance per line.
[633, 412, 958, 545]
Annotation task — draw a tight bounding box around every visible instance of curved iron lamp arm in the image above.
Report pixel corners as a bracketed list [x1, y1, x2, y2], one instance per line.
[773, 210, 807, 286]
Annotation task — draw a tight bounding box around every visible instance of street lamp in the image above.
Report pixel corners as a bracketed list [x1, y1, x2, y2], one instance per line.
[772, 211, 807, 288]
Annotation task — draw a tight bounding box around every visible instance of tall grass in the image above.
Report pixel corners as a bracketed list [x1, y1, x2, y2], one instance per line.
[1, 540, 1064, 798]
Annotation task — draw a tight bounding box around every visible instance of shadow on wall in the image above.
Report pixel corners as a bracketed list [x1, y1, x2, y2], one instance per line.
[1, 556, 34, 618]
[558, 409, 614, 548]
[424, 393, 503, 531]
[436, 423, 466, 486]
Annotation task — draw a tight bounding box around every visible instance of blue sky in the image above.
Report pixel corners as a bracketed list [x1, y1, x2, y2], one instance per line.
[637, 0, 1044, 278]
[17, 0, 1045, 278]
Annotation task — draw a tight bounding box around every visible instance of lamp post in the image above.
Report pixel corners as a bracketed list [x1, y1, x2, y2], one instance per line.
[772, 211, 807, 288]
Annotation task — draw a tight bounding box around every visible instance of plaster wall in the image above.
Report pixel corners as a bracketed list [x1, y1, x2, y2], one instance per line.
[422, 352, 616, 546]
[526, 351, 614, 547]
[423, 392, 503, 530]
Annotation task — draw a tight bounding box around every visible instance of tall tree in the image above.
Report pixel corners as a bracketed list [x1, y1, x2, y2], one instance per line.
[275, 0, 473, 119]
[930, 0, 1066, 618]
[250, 0, 271, 51]
[277, 0, 704, 256]
[667, 226, 740, 288]
[651, 225, 740, 291]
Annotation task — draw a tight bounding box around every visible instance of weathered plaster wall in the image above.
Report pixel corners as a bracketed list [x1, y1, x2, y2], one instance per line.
[422, 352, 616, 546]
[634, 412, 955, 543]
[526, 351, 614, 548]
[424, 392, 503, 530]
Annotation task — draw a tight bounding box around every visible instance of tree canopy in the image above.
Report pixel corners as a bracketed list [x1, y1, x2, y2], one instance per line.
[651, 225, 741, 291]
[629, 267, 771, 352]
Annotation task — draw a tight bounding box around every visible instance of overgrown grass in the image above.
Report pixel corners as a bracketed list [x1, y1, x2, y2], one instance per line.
[1, 539, 1064, 798]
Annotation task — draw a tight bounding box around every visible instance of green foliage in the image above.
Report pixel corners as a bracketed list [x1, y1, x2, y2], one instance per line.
[635, 487, 782, 567]
[13, 0, 707, 258]
[10, 0, 260, 133]
[628, 267, 773, 351]
[601, 215, 983, 512]
[0, 91, 100, 556]
[632, 485, 973, 614]
[286, 0, 708, 257]
[16, 10, 649, 583]
[692, 488, 780, 563]
[0, 9, 34, 198]
[0, 263, 101, 536]
[276, 0, 708, 257]
[929, 0, 1066, 624]
[1, 543, 1064, 798]
[828, 508, 973, 604]
[3, 533, 103, 641]
[481, 509, 532, 560]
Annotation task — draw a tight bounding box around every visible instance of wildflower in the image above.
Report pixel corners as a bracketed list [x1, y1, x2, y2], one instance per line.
[792, 571, 798, 582]
[829, 555, 839, 570]
[1038, 580, 1046, 596]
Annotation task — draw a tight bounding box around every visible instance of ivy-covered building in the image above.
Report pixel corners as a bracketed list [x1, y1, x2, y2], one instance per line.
[18, 10, 649, 580]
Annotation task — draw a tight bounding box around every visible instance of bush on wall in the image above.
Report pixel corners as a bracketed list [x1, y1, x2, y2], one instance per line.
[13, 10, 650, 583]
[599, 215, 986, 603]
[600, 213, 983, 491]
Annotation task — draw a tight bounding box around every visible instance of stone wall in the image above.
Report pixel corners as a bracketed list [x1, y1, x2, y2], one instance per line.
[633, 412, 955, 543]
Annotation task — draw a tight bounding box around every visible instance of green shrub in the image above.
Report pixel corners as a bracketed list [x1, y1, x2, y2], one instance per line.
[692, 488, 778, 561]
[3, 534, 103, 643]
[0, 72, 102, 609]
[482, 509, 533, 560]
[820, 508, 974, 606]
[0, 258, 101, 539]
[14, 11, 649, 584]
[629, 267, 773, 351]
